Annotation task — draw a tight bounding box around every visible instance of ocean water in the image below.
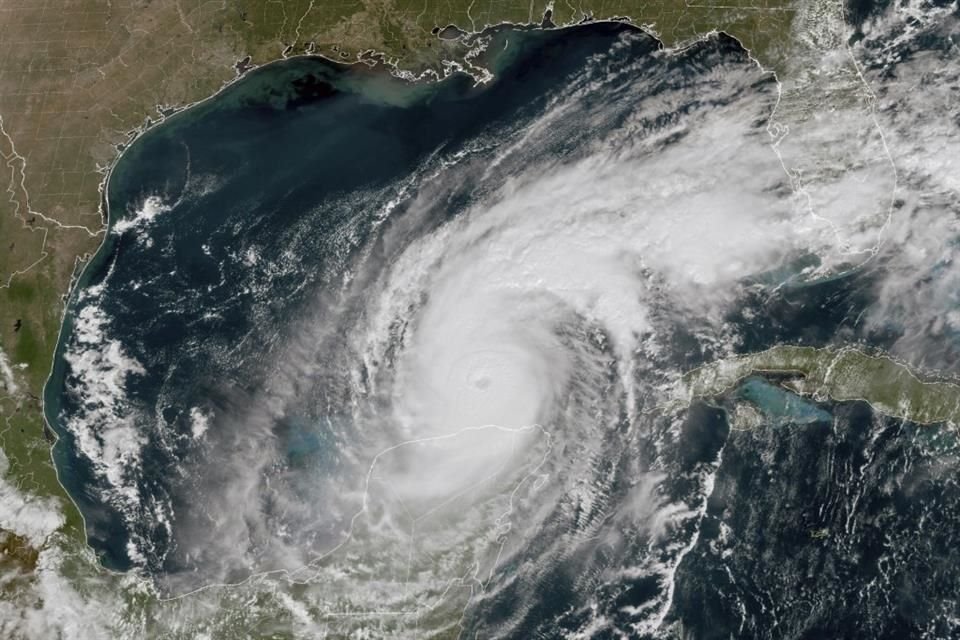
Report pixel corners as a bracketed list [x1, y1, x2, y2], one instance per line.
[47, 22, 682, 575]
[41, 13, 960, 638]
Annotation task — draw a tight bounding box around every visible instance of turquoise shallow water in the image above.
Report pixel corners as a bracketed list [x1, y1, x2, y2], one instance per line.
[737, 377, 833, 425]
[45, 19, 676, 579]
[40, 16, 960, 639]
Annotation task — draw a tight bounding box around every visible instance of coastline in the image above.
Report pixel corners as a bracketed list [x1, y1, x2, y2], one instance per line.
[39, 18, 772, 575]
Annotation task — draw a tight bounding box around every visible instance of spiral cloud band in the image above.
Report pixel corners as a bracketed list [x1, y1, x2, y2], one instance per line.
[47, 7, 960, 636]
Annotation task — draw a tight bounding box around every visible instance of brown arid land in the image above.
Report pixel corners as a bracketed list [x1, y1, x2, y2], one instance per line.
[5, 2, 955, 636]
[0, 0, 794, 533]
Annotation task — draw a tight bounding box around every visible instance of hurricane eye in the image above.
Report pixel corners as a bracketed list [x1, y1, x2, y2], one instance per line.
[38, 9, 957, 639]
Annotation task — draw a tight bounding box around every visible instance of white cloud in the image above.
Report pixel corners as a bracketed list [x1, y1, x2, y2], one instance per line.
[62, 302, 148, 530]
[0, 347, 18, 396]
[0, 450, 63, 547]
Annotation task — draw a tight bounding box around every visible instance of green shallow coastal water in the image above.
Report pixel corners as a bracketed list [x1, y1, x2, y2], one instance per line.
[44, 17, 679, 579]
[35, 14, 960, 639]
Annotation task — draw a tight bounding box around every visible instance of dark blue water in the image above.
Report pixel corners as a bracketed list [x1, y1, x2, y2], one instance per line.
[41, 15, 960, 638]
[45, 20, 674, 575]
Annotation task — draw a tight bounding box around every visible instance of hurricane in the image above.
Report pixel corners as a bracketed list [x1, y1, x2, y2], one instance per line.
[44, 7, 960, 638]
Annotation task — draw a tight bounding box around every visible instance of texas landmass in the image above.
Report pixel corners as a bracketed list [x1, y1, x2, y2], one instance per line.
[0, 0, 798, 542]
[0, 0, 937, 637]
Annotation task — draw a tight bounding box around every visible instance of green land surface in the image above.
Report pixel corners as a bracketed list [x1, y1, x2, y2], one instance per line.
[678, 345, 960, 426]
[0, 0, 796, 553]
[0, 0, 948, 634]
